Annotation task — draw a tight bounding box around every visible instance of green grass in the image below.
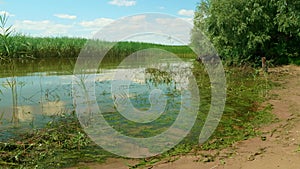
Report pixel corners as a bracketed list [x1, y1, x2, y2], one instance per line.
[0, 35, 196, 61]
[198, 66, 275, 150]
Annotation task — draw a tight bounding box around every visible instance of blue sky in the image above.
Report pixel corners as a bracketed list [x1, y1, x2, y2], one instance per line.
[1, 0, 199, 39]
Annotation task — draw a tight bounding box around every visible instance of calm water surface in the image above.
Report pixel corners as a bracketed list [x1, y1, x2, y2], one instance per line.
[0, 58, 194, 141]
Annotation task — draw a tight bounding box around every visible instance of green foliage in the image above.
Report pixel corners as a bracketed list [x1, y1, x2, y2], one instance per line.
[0, 113, 114, 168]
[5, 36, 87, 59]
[193, 0, 300, 65]
[0, 35, 195, 61]
[192, 65, 275, 150]
[0, 13, 13, 60]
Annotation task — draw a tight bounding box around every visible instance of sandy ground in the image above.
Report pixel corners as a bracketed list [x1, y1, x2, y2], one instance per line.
[68, 65, 300, 169]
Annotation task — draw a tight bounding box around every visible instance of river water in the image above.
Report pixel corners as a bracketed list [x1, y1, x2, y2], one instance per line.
[0, 57, 195, 141]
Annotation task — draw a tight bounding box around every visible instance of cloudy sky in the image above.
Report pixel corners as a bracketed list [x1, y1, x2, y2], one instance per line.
[1, 0, 199, 42]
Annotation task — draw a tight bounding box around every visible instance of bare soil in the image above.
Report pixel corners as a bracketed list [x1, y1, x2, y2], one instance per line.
[67, 65, 300, 169]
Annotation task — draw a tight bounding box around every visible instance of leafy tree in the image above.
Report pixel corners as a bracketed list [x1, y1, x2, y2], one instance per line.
[193, 0, 300, 65]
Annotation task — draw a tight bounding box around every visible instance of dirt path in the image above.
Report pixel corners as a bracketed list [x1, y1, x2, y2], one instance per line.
[68, 65, 300, 169]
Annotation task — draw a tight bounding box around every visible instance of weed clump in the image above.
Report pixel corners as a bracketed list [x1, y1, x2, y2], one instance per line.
[0, 113, 114, 168]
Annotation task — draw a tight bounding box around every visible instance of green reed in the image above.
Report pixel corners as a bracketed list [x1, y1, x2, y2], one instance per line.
[1, 35, 195, 61]
[0, 14, 195, 63]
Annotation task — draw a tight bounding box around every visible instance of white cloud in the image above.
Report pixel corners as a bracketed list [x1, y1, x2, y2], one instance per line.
[92, 14, 193, 45]
[108, 0, 136, 7]
[158, 6, 165, 10]
[54, 14, 77, 20]
[12, 18, 115, 38]
[10, 14, 194, 41]
[79, 18, 114, 28]
[94, 15, 148, 41]
[180, 17, 193, 25]
[0, 11, 15, 17]
[79, 18, 114, 37]
[178, 9, 194, 17]
[154, 17, 193, 44]
[130, 15, 146, 22]
[14, 20, 73, 37]
[155, 17, 193, 27]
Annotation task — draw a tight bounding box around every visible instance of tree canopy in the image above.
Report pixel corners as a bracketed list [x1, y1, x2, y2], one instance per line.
[193, 0, 300, 65]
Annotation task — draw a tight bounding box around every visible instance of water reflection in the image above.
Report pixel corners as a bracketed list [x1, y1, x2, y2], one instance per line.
[0, 58, 194, 141]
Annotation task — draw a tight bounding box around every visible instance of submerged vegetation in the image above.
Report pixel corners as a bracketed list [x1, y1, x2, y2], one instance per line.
[0, 113, 115, 168]
[0, 62, 276, 168]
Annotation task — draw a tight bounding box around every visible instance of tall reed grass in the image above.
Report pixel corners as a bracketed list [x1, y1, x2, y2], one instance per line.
[1, 13, 195, 63]
[1, 35, 196, 60]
